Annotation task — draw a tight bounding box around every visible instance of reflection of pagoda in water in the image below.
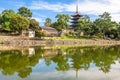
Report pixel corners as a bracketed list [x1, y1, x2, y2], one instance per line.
[71, 5, 82, 31]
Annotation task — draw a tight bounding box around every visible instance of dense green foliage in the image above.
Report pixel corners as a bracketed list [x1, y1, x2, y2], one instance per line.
[0, 9, 16, 31]
[35, 30, 46, 37]
[67, 12, 120, 39]
[93, 12, 118, 39]
[10, 14, 29, 33]
[52, 14, 70, 31]
[44, 18, 52, 27]
[0, 7, 40, 36]
[29, 19, 40, 30]
[17, 6, 32, 18]
[48, 12, 120, 39]
[76, 15, 93, 37]
[0, 6, 120, 39]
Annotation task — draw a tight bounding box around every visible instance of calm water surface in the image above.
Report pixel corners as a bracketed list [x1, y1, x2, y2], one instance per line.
[0, 46, 120, 80]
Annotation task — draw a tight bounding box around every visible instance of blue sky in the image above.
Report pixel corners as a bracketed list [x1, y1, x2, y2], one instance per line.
[0, 0, 120, 25]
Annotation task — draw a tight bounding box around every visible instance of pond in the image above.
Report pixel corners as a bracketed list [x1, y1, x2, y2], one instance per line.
[0, 46, 120, 80]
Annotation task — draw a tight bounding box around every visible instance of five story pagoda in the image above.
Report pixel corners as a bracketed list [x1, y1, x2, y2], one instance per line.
[71, 5, 82, 31]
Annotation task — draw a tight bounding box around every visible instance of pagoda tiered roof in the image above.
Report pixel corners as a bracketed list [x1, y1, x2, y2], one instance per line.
[71, 23, 79, 25]
[71, 20, 78, 23]
[71, 13, 82, 17]
[70, 5, 82, 30]
[71, 16, 81, 20]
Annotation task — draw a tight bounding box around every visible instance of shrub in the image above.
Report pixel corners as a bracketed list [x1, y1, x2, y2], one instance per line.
[35, 30, 46, 37]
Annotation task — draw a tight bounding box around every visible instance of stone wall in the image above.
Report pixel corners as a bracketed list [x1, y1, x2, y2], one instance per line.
[53, 40, 120, 46]
[0, 36, 120, 47]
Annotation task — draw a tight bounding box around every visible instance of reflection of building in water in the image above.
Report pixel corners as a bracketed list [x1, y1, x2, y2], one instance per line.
[21, 48, 35, 57]
[41, 49, 58, 58]
[118, 59, 120, 63]
[28, 48, 35, 57]
[41, 48, 67, 58]
[59, 49, 67, 55]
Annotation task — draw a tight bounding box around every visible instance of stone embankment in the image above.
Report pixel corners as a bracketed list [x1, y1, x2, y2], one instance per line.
[53, 40, 120, 46]
[0, 36, 47, 46]
[0, 36, 120, 47]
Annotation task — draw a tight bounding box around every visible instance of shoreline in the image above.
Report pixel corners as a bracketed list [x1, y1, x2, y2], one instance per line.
[0, 36, 120, 50]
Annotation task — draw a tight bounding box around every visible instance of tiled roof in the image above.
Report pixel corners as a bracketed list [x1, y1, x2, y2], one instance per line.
[41, 26, 56, 30]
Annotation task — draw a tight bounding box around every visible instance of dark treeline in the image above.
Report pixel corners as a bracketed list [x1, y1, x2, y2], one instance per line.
[1, 6, 120, 39]
[0, 6, 43, 36]
[45, 12, 120, 39]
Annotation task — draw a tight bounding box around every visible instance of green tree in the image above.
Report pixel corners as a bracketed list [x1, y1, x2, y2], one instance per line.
[53, 14, 70, 31]
[93, 12, 118, 39]
[77, 15, 92, 37]
[82, 15, 92, 36]
[105, 21, 118, 39]
[10, 14, 29, 33]
[0, 47, 44, 78]
[44, 18, 52, 27]
[117, 22, 120, 39]
[52, 51, 70, 71]
[1, 9, 15, 31]
[29, 19, 40, 31]
[18, 6, 32, 18]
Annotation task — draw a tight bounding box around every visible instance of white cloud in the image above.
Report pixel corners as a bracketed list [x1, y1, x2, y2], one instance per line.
[111, 14, 120, 22]
[6, 1, 26, 8]
[33, 12, 46, 19]
[29, 1, 65, 12]
[14, 2, 26, 7]
[29, 0, 120, 22]
[66, 0, 120, 22]
[111, 60, 120, 69]
[32, 17, 43, 23]
[5, 68, 119, 80]
[32, 17, 46, 26]
[32, 12, 47, 23]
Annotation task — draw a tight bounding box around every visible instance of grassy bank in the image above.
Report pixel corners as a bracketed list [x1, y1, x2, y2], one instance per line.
[42, 36, 92, 40]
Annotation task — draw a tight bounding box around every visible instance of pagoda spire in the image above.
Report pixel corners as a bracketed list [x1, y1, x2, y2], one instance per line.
[76, 69, 78, 79]
[76, 4, 78, 13]
[70, 3, 82, 31]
